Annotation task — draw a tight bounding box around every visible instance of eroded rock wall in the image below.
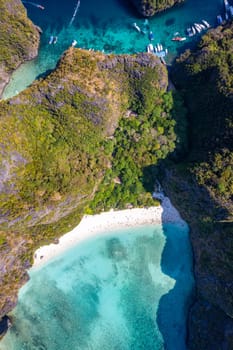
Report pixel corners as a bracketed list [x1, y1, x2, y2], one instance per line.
[130, 0, 184, 16]
[0, 0, 40, 97]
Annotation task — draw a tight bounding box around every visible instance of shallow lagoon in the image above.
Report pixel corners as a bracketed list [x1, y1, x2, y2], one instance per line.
[2, 0, 223, 99]
[0, 224, 194, 350]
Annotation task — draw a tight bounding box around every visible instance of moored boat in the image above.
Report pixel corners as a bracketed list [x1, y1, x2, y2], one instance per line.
[202, 20, 210, 28]
[147, 43, 154, 53]
[217, 15, 223, 24]
[149, 31, 154, 41]
[229, 6, 233, 17]
[49, 35, 54, 44]
[172, 36, 186, 41]
[194, 23, 202, 33]
[202, 19, 210, 28]
[186, 27, 193, 37]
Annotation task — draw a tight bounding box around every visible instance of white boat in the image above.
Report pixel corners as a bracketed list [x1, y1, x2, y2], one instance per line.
[199, 24, 206, 30]
[187, 27, 193, 37]
[133, 22, 141, 32]
[160, 44, 163, 51]
[194, 23, 202, 33]
[217, 15, 223, 24]
[49, 35, 54, 44]
[192, 26, 196, 35]
[229, 6, 233, 17]
[224, 0, 230, 12]
[147, 43, 154, 53]
[202, 20, 210, 28]
[71, 39, 77, 47]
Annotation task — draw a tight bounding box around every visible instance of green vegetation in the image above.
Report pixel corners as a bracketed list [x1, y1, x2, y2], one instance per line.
[172, 23, 233, 204]
[130, 0, 184, 16]
[0, 48, 188, 317]
[0, 0, 39, 73]
[159, 23, 233, 349]
[89, 90, 178, 211]
[0, 234, 6, 246]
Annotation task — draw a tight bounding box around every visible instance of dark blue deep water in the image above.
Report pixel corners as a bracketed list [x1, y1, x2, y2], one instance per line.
[3, 0, 224, 98]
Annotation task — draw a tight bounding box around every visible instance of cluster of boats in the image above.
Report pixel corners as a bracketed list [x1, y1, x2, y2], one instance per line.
[147, 43, 168, 58]
[186, 20, 210, 37]
[218, 0, 233, 24]
[49, 36, 58, 45]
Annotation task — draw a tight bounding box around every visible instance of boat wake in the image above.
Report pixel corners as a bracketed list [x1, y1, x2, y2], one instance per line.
[69, 0, 81, 26]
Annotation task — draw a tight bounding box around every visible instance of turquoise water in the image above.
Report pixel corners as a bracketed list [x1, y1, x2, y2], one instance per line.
[0, 224, 194, 350]
[2, 0, 223, 99]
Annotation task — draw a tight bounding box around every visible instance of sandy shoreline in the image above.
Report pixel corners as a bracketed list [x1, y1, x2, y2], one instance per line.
[33, 197, 186, 268]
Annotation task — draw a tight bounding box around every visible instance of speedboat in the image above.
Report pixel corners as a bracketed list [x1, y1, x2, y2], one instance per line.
[172, 36, 186, 41]
[187, 27, 194, 37]
[224, 0, 230, 12]
[133, 22, 141, 32]
[217, 15, 223, 24]
[71, 39, 77, 47]
[149, 31, 154, 41]
[199, 24, 206, 30]
[49, 36, 54, 44]
[147, 43, 154, 53]
[202, 20, 210, 28]
[229, 6, 233, 17]
[191, 26, 196, 35]
[194, 23, 202, 33]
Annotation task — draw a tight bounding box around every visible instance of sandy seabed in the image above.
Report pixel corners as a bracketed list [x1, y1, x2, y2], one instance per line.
[33, 197, 186, 268]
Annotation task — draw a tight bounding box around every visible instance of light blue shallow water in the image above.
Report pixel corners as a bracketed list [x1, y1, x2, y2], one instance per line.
[0, 224, 194, 350]
[2, 0, 224, 99]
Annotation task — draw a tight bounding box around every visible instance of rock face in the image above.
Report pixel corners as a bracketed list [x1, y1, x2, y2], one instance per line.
[130, 0, 184, 16]
[161, 23, 233, 349]
[0, 48, 168, 322]
[0, 0, 40, 97]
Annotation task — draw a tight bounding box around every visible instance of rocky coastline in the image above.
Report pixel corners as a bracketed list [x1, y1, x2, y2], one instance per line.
[0, 0, 40, 98]
[0, 0, 232, 348]
[130, 0, 185, 17]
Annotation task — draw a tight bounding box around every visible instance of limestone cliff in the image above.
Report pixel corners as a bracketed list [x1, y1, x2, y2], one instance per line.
[130, 0, 184, 17]
[161, 23, 233, 349]
[0, 48, 171, 324]
[0, 0, 40, 97]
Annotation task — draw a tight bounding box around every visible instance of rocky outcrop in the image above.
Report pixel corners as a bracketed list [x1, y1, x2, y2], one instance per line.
[130, 0, 184, 17]
[0, 48, 168, 321]
[161, 23, 233, 349]
[0, 0, 40, 97]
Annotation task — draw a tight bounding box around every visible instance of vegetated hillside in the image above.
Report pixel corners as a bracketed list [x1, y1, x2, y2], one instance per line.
[161, 23, 233, 349]
[130, 0, 184, 16]
[0, 0, 39, 96]
[0, 48, 185, 322]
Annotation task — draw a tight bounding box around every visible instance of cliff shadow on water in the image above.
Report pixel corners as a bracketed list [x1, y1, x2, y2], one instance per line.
[156, 197, 195, 350]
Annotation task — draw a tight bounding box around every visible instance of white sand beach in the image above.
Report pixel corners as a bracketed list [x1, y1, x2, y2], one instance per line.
[33, 197, 186, 268]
